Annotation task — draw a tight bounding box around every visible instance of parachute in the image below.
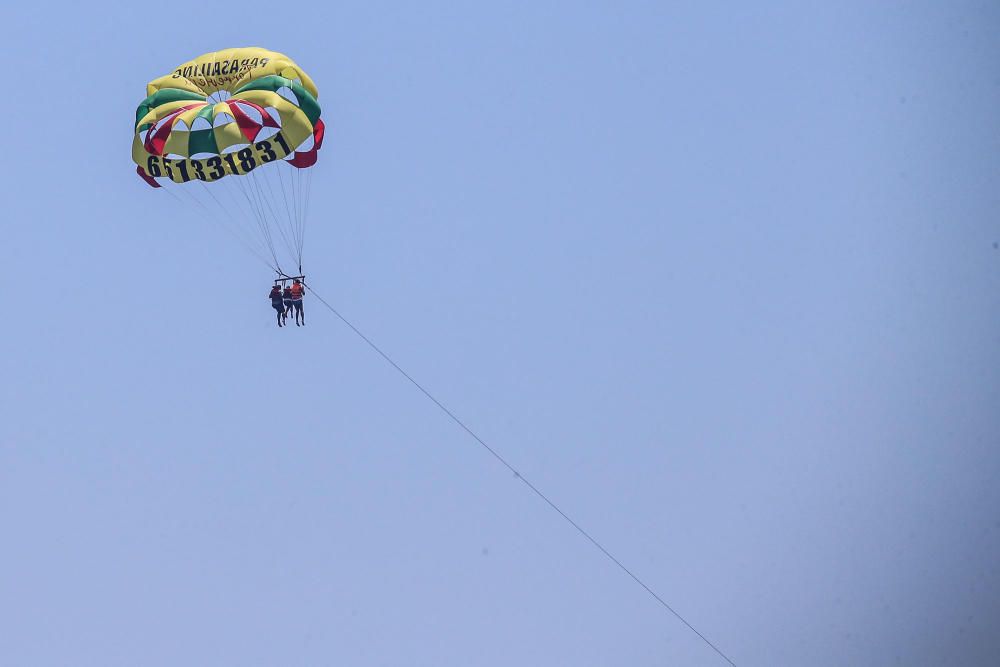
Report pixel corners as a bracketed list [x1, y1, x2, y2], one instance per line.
[131, 47, 325, 275]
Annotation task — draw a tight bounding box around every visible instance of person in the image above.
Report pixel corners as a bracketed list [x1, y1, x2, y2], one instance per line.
[282, 285, 294, 324]
[268, 284, 285, 327]
[290, 278, 305, 326]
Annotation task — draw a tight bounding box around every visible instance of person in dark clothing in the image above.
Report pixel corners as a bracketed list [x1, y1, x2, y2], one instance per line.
[282, 286, 294, 324]
[269, 285, 285, 327]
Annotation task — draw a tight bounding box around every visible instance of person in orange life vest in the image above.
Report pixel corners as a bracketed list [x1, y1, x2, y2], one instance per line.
[268, 285, 285, 327]
[290, 279, 305, 326]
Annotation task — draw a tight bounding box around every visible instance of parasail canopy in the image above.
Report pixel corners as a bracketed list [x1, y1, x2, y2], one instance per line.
[132, 47, 325, 274]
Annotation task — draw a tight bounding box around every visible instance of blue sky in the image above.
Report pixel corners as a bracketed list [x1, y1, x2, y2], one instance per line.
[1, 2, 998, 665]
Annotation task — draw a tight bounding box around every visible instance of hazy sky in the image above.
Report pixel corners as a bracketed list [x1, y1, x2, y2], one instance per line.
[1, 2, 998, 665]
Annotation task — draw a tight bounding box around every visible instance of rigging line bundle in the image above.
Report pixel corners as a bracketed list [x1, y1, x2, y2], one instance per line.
[302, 281, 738, 667]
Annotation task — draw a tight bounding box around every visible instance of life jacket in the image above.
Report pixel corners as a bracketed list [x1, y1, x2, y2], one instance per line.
[283, 289, 293, 300]
[290, 283, 304, 299]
